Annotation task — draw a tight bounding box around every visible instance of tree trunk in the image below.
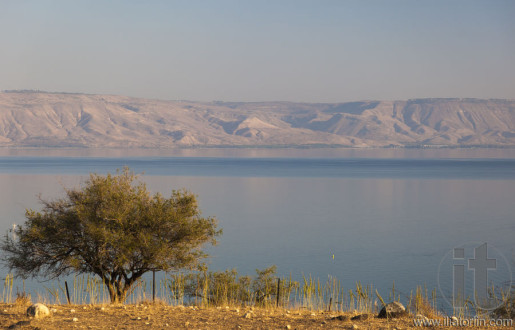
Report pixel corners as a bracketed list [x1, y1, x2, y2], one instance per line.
[106, 280, 129, 304]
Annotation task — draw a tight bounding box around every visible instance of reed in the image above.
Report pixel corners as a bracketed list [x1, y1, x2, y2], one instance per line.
[42, 283, 60, 305]
[2, 274, 13, 303]
[162, 272, 186, 306]
[353, 281, 375, 312]
[407, 285, 439, 318]
[5, 267, 508, 323]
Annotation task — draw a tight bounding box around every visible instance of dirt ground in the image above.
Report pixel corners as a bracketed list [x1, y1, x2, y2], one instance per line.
[0, 302, 505, 329]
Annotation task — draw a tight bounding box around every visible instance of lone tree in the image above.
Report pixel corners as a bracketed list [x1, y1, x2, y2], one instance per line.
[2, 168, 221, 303]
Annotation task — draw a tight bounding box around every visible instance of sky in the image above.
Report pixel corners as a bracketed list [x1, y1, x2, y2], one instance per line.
[0, 0, 514, 102]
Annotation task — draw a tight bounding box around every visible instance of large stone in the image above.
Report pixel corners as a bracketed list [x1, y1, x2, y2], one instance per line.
[26, 303, 50, 319]
[377, 301, 407, 318]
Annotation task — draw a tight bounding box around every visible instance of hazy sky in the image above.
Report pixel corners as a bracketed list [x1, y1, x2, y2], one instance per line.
[1, 0, 514, 102]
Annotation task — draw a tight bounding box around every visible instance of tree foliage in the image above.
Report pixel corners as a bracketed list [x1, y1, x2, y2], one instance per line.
[2, 168, 221, 303]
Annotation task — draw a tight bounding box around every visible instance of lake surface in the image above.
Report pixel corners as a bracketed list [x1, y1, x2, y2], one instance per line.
[0, 148, 513, 310]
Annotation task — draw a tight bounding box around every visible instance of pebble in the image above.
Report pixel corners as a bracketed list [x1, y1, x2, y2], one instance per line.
[72, 317, 78, 322]
[286, 325, 291, 330]
[70, 309, 76, 313]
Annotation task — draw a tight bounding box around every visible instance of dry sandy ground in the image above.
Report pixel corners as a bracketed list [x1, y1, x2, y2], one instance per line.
[0, 302, 505, 329]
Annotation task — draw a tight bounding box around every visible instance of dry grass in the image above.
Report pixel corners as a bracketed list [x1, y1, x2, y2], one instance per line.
[4, 269, 512, 329]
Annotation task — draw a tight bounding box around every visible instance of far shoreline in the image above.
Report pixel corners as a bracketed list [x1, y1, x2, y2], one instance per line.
[0, 146, 514, 160]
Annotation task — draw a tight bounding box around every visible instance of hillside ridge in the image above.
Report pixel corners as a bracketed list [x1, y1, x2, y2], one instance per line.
[0, 92, 514, 148]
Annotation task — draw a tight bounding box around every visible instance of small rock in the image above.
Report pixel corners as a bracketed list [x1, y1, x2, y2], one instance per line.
[82, 306, 87, 309]
[8, 320, 31, 329]
[351, 324, 359, 330]
[286, 325, 291, 330]
[377, 301, 407, 318]
[351, 314, 370, 321]
[72, 317, 78, 322]
[136, 317, 141, 320]
[165, 324, 169, 327]
[50, 308, 58, 313]
[310, 313, 316, 316]
[70, 309, 76, 313]
[235, 308, 240, 313]
[3, 309, 7, 312]
[26, 303, 50, 319]
[243, 312, 252, 319]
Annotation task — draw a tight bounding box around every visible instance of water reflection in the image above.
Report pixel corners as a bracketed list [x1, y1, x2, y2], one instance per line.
[0, 150, 512, 310]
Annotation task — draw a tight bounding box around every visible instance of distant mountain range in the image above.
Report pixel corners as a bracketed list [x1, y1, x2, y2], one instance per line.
[0, 91, 514, 148]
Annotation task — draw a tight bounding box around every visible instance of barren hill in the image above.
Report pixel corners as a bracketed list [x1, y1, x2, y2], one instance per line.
[0, 92, 514, 148]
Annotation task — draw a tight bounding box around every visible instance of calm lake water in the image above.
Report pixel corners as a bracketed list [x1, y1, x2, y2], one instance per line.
[0, 148, 513, 309]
